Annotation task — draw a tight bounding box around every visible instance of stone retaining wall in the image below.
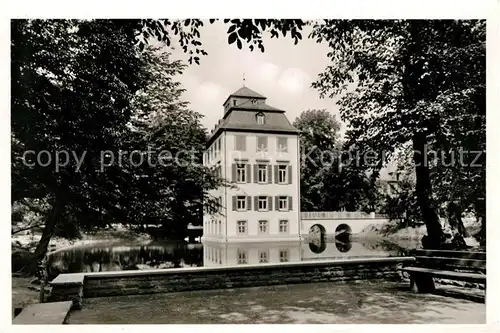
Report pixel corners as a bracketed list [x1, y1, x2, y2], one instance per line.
[80, 257, 413, 298]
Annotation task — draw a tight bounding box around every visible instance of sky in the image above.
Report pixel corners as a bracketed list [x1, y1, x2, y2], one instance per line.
[167, 21, 396, 178]
[168, 21, 343, 135]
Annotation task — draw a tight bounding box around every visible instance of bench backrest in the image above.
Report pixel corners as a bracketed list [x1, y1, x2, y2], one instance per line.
[411, 249, 486, 273]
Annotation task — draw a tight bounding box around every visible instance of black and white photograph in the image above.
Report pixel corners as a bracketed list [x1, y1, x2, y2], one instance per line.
[4, 1, 498, 328]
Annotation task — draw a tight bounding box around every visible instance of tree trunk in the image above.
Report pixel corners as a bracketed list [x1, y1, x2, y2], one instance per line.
[475, 200, 486, 246]
[32, 191, 67, 267]
[447, 201, 469, 237]
[412, 134, 444, 249]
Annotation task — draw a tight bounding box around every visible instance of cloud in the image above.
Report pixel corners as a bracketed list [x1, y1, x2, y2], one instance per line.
[177, 76, 225, 129]
[198, 81, 223, 102]
[278, 67, 311, 94]
[257, 62, 280, 82]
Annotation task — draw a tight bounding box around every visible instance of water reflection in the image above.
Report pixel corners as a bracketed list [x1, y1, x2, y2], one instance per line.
[46, 242, 203, 280]
[308, 224, 327, 254]
[307, 223, 355, 255]
[335, 239, 352, 253]
[47, 238, 417, 279]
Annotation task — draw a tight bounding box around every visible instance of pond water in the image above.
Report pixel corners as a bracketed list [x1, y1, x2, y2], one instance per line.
[46, 238, 420, 280]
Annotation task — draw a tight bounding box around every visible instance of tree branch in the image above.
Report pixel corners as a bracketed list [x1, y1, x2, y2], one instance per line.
[12, 223, 45, 235]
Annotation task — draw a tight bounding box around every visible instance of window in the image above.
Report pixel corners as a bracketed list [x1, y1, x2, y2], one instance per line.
[236, 163, 246, 182]
[259, 251, 269, 263]
[237, 250, 247, 264]
[257, 114, 265, 125]
[237, 196, 246, 210]
[258, 220, 268, 233]
[237, 220, 247, 234]
[278, 165, 287, 184]
[233, 99, 237, 106]
[277, 137, 288, 152]
[279, 250, 289, 262]
[257, 136, 268, 152]
[218, 220, 222, 234]
[278, 196, 288, 211]
[235, 135, 246, 151]
[279, 220, 289, 233]
[258, 196, 268, 211]
[258, 165, 267, 183]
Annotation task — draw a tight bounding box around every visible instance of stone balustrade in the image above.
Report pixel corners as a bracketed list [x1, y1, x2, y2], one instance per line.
[301, 211, 387, 220]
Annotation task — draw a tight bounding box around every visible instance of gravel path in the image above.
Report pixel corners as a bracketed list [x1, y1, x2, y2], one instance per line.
[67, 281, 485, 324]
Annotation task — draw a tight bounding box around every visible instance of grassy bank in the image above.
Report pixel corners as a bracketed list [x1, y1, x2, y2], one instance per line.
[12, 228, 154, 317]
[357, 220, 482, 248]
[12, 228, 152, 254]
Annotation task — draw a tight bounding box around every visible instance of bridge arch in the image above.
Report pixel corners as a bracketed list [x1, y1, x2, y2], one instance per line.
[334, 223, 352, 239]
[308, 224, 327, 254]
[301, 211, 389, 240]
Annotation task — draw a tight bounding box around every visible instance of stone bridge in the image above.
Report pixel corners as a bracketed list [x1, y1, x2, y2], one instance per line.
[300, 211, 389, 241]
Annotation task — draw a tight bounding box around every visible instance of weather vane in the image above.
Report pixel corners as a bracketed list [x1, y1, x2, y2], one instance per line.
[243, 72, 246, 86]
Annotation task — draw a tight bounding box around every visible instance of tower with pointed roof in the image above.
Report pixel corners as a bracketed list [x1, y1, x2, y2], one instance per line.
[202, 86, 301, 244]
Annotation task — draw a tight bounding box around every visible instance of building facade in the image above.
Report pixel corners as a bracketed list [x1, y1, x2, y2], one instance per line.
[202, 86, 301, 243]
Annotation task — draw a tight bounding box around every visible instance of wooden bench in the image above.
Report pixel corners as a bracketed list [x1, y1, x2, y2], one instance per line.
[400, 249, 486, 293]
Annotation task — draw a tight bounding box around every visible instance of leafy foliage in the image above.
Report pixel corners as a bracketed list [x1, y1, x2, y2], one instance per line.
[123, 47, 226, 237]
[11, 20, 154, 262]
[138, 19, 306, 63]
[12, 18, 486, 264]
[294, 109, 381, 212]
[11, 20, 224, 264]
[308, 20, 485, 248]
[294, 109, 340, 211]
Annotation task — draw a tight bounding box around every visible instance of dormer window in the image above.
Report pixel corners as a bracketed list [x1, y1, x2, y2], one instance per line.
[257, 113, 265, 125]
[233, 99, 237, 106]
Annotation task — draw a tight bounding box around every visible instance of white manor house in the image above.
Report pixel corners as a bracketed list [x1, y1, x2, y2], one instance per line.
[202, 86, 301, 243]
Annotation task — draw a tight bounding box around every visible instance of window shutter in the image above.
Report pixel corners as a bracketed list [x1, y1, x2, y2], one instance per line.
[267, 165, 272, 183]
[254, 164, 258, 183]
[232, 164, 236, 182]
[232, 196, 236, 211]
[274, 165, 279, 184]
[254, 196, 258, 211]
[275, 196, 279, 210]
[268, 196, 273, 211]
[246, 164, 251, 183]
[288, 196, 293, 211]
[288, 165, 292, 184]
[247, 196, 252, 211]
